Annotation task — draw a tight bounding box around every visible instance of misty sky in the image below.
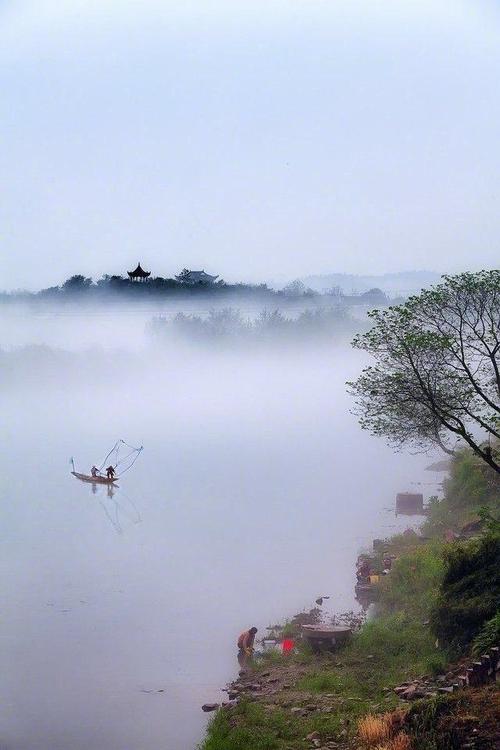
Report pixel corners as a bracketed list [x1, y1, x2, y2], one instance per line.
[1, 0, 500, 290]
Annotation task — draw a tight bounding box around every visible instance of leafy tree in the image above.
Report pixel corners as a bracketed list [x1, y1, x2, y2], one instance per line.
[283, 279, 306, 296]
[96, 274, 112, 286]
[348, 271, 500, 473]
[61, 274, 93, 292]
[361, 287, 388, 304]
[326, 285, 343, 298]
[176, 268, 191, 282]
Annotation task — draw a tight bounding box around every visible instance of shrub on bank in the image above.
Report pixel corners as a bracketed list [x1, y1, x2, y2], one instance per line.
[423, 449, 500, 536]
[430, 532, 500, 653]
[472, 611, 500, 656]
[377, 543, 445, 619]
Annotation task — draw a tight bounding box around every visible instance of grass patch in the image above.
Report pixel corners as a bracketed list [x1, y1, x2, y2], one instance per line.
[201, 701, 298, 750]
[377, 542, 445, 618]
[298, 672, 346, 693]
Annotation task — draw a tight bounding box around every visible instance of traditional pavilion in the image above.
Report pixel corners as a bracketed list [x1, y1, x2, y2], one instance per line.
[127, 263, 151, 282]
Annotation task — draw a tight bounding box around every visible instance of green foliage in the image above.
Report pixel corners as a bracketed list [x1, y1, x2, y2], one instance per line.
[201, 701, 296, 750]
[405, 687, 500, 750]
[349, 270, 500, 472]
[298, 614, 447, 702]
[351, 613, 436, 662]
[280, 623, 296, 638]
[201, 698, 355, 750]
[202, 593, 448, 749]
[405, 693, 462, 750]
[61, 274, 93, 291]
[202, 443, 499, 750]
[472, 611, 500, 656]
[377, 542, 445, 618]
[443, 451, 492, 511]
[422, 449, 500, 536]
[298, 672, 347, 694]
[425, 654, 449, 677]
[478, 506, 500, 535]
[430, 532, 500, 653]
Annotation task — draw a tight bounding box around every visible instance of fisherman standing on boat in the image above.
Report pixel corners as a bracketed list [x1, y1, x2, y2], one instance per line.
[91, 465, 99, 478]
[106, 465, 116, 480]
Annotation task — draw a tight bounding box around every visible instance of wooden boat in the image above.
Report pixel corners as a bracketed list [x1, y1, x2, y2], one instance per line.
[70, 440, 142, 487]
[72, 471, 118, 485]
[301, 625, 352, 652]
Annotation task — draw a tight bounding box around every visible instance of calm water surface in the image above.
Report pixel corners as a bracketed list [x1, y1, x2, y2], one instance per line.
[1, 332, 434, 749]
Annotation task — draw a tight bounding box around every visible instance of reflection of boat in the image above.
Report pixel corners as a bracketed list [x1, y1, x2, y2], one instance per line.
[99, 486, 142, 534]
[355, 582, 380, 607]
[396, 492, 424, 514]
[72, 471, 118, 485]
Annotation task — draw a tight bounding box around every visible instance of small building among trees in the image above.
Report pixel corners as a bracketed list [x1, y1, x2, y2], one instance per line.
[175, 269, 218, 284]
[128, 263, 151, 282]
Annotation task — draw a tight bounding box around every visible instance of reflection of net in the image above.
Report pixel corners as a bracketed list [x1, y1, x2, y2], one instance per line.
[99, 485, 142, 535]
[98, 439, 143, 477]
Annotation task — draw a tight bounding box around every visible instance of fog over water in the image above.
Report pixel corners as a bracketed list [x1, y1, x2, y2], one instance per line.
[0, 307, 435, 749]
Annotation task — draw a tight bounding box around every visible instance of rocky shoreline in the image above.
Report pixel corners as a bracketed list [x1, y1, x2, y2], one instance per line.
[199, 452, 500, 750]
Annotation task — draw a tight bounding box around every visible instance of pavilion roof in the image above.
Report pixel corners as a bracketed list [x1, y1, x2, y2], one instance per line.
[176, 270, 218, 282]
[128, 263, 151, 278]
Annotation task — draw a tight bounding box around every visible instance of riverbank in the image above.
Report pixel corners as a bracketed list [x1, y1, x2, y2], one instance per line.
[200, 449, 500, 749]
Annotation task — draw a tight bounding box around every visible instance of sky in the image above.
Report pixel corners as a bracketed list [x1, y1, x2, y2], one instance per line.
[1, 0, 500, 290]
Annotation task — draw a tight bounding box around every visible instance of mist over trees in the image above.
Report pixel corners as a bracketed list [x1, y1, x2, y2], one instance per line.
[0, 270, 397, 309]
[349, 271, 500, 473]
[149, 306, 359, 347]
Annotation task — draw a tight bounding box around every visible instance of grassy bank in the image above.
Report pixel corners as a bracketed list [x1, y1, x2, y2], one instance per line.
[200, 450, 499, 750]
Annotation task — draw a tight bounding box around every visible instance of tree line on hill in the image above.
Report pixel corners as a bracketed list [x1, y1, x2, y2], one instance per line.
[0, 272, 393, 306]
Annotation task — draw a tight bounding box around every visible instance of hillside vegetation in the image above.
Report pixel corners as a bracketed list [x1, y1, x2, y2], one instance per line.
[201, 449, 500, 750]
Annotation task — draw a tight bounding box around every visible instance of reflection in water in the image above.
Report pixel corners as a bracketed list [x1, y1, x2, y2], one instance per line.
[1, 344, 433, 750]
[237, 648, 252, 670]
[89, 482, 142, 535]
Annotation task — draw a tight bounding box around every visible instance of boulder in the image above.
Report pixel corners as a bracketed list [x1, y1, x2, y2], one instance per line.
[401, 685, 426, 700]
[201, 703, 219, 712]
[306, 731, 320, 741]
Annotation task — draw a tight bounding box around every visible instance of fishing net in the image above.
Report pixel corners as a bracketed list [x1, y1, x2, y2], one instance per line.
[98, 440, 143, 476]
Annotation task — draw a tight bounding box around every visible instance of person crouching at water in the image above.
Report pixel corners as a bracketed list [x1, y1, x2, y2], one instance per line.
[237, 627, 258, 667]
[106, 465, 115, 480]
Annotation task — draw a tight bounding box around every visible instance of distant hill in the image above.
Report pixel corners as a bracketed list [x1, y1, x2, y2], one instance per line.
[297, 271, 442, 296]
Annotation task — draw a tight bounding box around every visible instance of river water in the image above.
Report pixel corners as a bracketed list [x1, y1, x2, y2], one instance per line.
[0, 312, 435, 749]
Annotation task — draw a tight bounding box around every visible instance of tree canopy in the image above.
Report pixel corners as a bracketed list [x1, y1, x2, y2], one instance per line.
[348, 271, 500, 473]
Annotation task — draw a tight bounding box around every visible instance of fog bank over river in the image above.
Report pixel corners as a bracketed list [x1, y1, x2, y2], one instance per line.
[0, 311, 434, 749]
